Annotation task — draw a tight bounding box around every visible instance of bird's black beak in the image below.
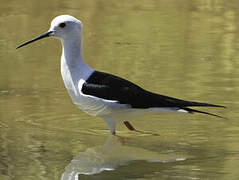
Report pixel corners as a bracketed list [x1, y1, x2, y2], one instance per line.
[16, 31, 53, 49]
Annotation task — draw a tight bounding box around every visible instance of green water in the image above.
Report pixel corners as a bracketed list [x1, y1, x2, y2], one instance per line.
[0, 0, 238, 179]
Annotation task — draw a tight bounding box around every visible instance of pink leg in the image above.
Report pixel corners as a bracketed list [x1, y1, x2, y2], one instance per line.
[124, 121, 136, 131]
[123, 121, 159, 136]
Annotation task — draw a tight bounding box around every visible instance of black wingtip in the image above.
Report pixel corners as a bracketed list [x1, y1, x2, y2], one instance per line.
[189, 101, 226, 108]
[209, 104, 226, 108]
[183, 107, 227, 119]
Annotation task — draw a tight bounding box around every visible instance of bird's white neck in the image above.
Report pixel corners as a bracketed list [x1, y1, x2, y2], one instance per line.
[61, 37, 93, 80]
[60, 37, 94, 98]
[62, 36, 83, 66]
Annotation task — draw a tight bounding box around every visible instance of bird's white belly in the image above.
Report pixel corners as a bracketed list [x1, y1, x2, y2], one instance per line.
[74, 95, 122, 116]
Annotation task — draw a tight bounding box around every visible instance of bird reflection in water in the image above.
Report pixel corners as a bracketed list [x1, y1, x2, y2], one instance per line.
[61, 135, 186, 179]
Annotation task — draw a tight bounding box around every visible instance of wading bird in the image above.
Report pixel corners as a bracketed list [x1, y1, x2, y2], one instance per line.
[17, 15, 225, 135]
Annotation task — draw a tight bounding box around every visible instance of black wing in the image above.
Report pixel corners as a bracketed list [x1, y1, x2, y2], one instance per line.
[82, 71, 224, 109]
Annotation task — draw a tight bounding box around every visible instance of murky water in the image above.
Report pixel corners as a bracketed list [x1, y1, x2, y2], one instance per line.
[0, 0, 238, 179]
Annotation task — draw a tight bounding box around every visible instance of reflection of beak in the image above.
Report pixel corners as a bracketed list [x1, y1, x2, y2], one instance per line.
[16, 31, 53, 49]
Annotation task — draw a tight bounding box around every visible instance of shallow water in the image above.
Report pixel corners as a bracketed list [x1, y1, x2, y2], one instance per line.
[0, 0, 238, 179]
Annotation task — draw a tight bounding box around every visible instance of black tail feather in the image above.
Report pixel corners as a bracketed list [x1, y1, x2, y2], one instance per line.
[183, 107, 227, 119]
[185, 101, 226, 108]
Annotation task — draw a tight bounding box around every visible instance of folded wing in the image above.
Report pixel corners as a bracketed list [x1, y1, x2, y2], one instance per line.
[82, 71, 224, 109]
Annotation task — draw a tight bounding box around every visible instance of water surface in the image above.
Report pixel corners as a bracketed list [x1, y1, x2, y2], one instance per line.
[0, 0, 238, 179]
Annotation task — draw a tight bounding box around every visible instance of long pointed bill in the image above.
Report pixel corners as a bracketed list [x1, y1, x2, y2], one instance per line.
[16, 31, 53, 49]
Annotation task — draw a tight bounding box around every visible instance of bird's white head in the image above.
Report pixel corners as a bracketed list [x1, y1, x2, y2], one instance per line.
[16, 15, 83, 49]
[49, 15, 82, 40]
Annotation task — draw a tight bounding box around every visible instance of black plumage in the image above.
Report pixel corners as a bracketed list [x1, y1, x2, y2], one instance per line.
[82, 71, 224, 110]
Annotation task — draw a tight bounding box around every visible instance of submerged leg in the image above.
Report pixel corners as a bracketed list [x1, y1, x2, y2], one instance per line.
[103, 117, 117, 135]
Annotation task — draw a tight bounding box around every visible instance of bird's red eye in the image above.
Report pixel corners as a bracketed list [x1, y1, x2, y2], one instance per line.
[59, 23, 66, 28]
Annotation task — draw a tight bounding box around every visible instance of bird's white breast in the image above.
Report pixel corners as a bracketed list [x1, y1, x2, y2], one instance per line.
[60, 57, 127, 117]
